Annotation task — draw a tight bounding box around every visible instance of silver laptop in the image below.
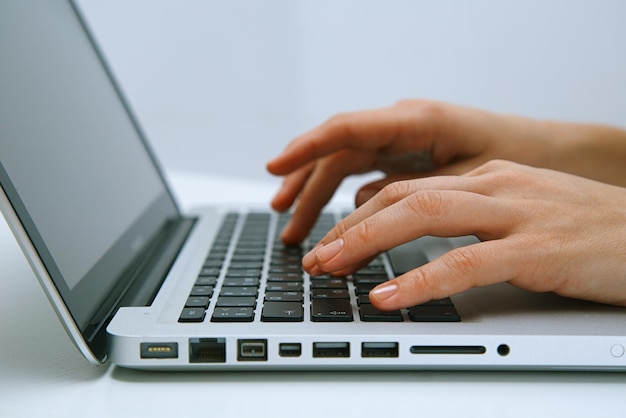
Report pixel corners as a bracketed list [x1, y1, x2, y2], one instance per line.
[2, 0, 625, 371]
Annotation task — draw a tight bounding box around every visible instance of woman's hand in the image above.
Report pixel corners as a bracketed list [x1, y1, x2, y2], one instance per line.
[302, 160, 626, 309]
[267, 100, 560, 244]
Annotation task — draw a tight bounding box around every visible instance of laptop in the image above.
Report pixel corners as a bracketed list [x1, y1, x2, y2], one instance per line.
[1, 0, 625, 372]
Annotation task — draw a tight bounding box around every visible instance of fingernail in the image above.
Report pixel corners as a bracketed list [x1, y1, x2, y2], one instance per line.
[302, 243, 322, 266]
[370, 282, 399, 302]
[316, 239, 344, 263]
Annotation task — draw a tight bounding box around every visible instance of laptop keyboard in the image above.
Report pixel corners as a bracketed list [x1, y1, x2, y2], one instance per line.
[178, 212, 460, 324]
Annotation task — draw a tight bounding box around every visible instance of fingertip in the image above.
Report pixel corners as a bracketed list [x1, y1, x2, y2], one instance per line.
[270, 194, 290, 213]
[369, 282, 399, 306]
[266, 159, 284, 176]
[369, 277, 429, 311]
[278, 222, 307, 247]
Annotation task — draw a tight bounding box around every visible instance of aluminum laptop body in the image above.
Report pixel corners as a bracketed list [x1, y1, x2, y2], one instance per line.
[1, 0, 625, 371]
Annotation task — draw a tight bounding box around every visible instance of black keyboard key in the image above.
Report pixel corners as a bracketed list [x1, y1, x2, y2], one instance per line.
[311, 299, 353, 322]
[195, 276, 218, 287]
[269, 266, 302, 275]
[223, 277, 260, 287]
[178, 307, 206, 322]
[264, 291, 303, 303]
[229, 261, 264, 270]
[225, 269, 262, 278]
[359, 304, 403, 322]
[261, 302, 304, 322]
[190, 285, 214, 297]
[273, 246, 303, 256]
[310, 278, 347, 289]
[353, 275, 388, 285]
[271, 254, 302, 263]
[265, 282, 303, 292]
[203, 259, 223, 269]
[420, 298, 455, 306]
[216, 296, 257, 307]
[199, 267, 221, 277]
[354, 283, 378, 295]
[268, 273, 303, 282]
[311, 289, 350, 299]
[357, 295, 371, 305]
[231, 255, 265, 262]
[185, 296, 209, 308]
[211, 307, 255, 322]
[356, 266, 387, 275]
[233, 248, 265, 256]
[407, 305, 461, 322]
[219, 286, 258, 297]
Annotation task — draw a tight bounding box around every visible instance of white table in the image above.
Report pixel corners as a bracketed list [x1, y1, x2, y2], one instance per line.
[1, 171, 625, 418]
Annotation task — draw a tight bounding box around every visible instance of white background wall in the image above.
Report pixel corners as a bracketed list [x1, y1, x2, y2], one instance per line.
[78, 0, 626, 184]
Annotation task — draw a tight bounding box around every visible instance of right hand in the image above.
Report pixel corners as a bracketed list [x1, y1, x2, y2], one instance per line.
[266, 99, 557, 244]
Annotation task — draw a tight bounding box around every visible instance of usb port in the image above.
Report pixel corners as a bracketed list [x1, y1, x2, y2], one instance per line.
[238, 339, 268, 361]
[361, 342, 399, 358]
[313, 342, 350, 358]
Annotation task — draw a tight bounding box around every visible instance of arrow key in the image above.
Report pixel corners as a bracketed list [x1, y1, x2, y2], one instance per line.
[261, 302, 304, 322]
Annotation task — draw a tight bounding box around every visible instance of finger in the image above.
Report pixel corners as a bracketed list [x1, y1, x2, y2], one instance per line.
[266, 106, 429, 176]
[270, 163, 314, 212]
[355, 174, 422, 207]
[303, 188, 514, 274]
[368, 239, 519, 310]
[280, 146, 381, 244]
[354, 158, 500, 207]
[279, 154, 352, 245]
[322, 175, 495, 247]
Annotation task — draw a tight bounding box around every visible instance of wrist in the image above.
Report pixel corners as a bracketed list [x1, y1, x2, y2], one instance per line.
[548, 122, 626, 186]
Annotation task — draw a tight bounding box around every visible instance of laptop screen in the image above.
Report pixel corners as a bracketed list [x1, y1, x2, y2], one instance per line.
[0, 1, 179, 331]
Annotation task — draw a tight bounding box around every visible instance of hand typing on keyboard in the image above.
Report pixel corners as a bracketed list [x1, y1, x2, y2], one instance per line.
[267, 99, 626, 309]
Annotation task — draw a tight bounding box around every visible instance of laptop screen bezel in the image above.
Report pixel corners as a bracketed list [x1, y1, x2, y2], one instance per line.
[0, 0, 184, 364]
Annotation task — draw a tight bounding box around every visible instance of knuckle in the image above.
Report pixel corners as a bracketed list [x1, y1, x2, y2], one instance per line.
[441, 247, 480, 280]
[394, 98, 418, 109]
[402, 268, 435, 301]
[406, 190, 445, 219]
[393, 98, 441, 115]
[394, 99, 446, 123]
[354, 217, 376, 244]
[325, 112, 346, 126]
[470, 160, 532, 191]
[347, 217, 385, 255]
[478, 159, 519, 174]
[324, 112, 356, 139]
[376, 180, 413, 207]
[331, 218, 350, 238]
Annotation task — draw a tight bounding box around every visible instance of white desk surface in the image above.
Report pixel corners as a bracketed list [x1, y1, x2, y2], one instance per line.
[1, 171, 625, 418]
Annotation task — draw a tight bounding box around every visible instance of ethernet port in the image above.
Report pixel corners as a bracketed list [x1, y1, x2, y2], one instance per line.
[189, 338, 226, 363]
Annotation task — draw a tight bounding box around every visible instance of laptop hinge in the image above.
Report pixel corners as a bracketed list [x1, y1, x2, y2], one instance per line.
[84, 217, 196, 342]
[119, 217, 196, 308]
